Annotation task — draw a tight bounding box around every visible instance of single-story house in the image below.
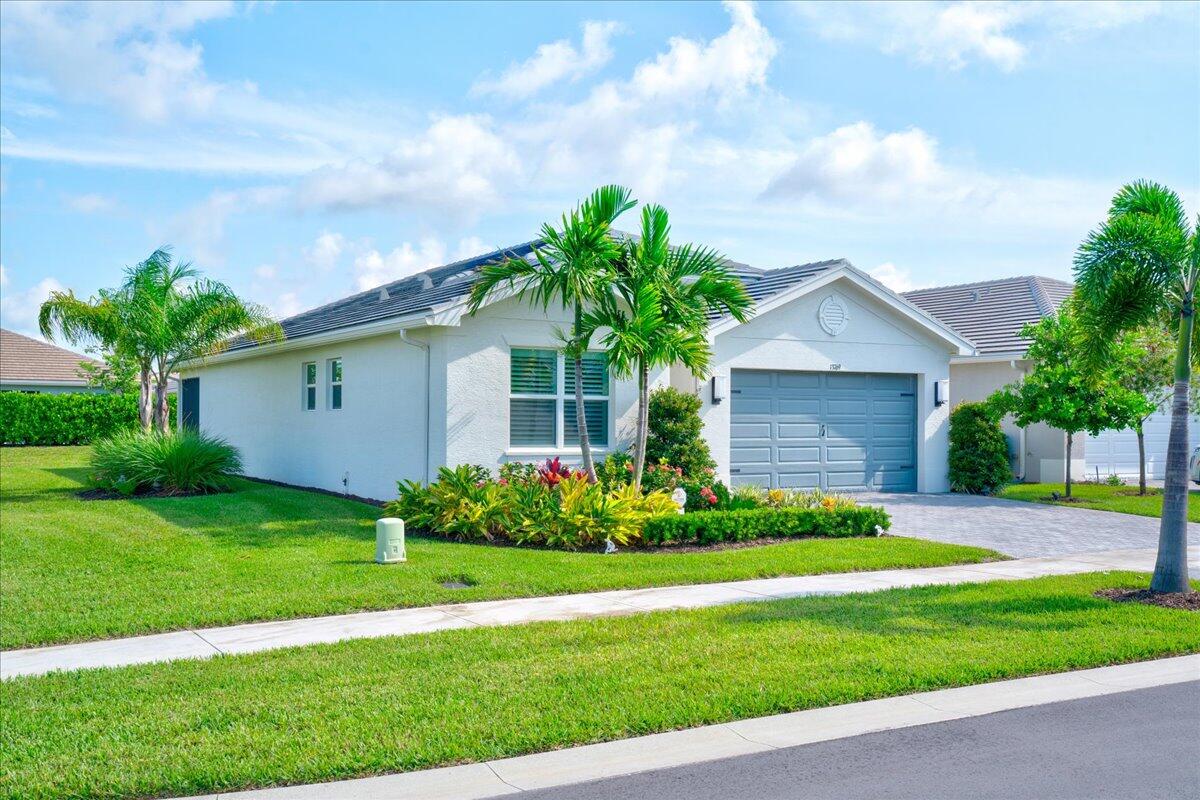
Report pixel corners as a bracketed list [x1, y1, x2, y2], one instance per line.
[179, 244, 1196, 500]
[903, 277, 1200, 483]
[180, 242, 975, 500]
[0, 328, 104, 394]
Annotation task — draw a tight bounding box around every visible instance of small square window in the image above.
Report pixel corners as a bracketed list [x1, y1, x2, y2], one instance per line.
[302, 362, 317, 411]
[328, 358, 343, 410]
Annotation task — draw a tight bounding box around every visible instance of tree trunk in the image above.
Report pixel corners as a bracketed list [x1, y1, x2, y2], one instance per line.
[573, 302, 596, 483]
[1064, 431, 1073, 499]
[1151, 301, 1193, 594]
[138, 366, 153, 433]
[632, 359, 650, 491]
[153, 376, 170, 433]
[1137, 422, 1147, 496]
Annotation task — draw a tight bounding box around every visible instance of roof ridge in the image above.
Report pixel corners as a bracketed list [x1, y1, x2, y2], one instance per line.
[902, 274, 1072, 296]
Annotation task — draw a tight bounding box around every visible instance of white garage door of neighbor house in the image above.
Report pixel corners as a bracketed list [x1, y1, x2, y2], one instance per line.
[729, 369, 918, 492]
[1084, 407, 1200, 480]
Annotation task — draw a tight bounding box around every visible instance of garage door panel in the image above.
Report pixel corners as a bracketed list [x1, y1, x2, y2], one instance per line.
[778, 471, 821, 489]
[731, 447, 772, 464]
[777, 422, 820, 439]
[825, 399, 869, 416]
[1085, 407, 1200, 479]
[827, 446, 867, 462]
[825, 373, 869, 390]
[825, 423, 867, 439]
[730, 369, 917, 492]
[731, 422, 771, 439]
[872, 399, 914, 417]
[778, 447, 820, 463]
[777, 372, 820, 389]
[778, 399, 821, 416]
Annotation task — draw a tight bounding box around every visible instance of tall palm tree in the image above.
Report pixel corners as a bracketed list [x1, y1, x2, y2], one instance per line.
[467, 186, 636, 481]
[42, 249, 282, 433]
[581, 204, 753, 489]
[40, 272, 153, 430]
[126, 251, 282, 431]
[1073, 181, 1198, 593]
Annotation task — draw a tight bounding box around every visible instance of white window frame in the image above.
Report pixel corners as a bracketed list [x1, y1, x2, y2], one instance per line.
[508, 348, 610, 451]
[302, 362, 317, 411]
[327, 357, 343, 410]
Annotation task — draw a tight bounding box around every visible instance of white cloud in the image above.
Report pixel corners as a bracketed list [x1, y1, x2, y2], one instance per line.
[254, 264, 278, 280]
[304, 232, 346, 271]
[63, 192, 117, 214]
[869, 262, 928, 293]
[269, 291, 304, 319]
[629, 0, 777, 104]
[765, 122, 949, 203]
[793, 1, 1167, 72]
[352, 236, 489, 290]
[0, 266, 66, 338]
[158, 186, 284, 266]
[300, 115, 521, 215]
[473, 20, 623, 99]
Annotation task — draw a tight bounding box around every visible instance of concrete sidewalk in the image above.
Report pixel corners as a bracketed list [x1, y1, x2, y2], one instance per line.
[191, 655, 1200, 800]
[5, 546, 1191, 680]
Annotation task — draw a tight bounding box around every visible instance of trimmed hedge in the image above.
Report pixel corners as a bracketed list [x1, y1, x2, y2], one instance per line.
[948, 401, 1012, 494]
[643, 505, 891, 546]
[0, 392, 173, 446]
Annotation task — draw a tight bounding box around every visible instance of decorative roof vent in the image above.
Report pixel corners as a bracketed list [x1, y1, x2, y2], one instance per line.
[378, 287, 390, 301]
[417, 274, 434, 290]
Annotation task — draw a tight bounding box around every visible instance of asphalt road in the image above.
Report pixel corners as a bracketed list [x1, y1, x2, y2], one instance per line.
[515, 681, 1200, 800]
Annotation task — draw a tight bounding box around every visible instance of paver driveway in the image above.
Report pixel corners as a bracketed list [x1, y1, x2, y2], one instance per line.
[871, 492, 1200, 559]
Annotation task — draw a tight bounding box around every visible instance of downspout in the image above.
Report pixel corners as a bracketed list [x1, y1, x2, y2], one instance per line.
[399, 329, 431, 484]
[1012, 359, 1026, 481]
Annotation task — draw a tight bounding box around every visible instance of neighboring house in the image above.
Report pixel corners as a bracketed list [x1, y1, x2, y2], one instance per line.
[0, 328, 104, 394]
[179, 241, 974, 500]
[904, 276, 1200, 483]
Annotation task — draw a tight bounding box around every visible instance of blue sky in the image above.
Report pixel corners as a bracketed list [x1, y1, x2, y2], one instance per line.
[1, 0, 1197, 342]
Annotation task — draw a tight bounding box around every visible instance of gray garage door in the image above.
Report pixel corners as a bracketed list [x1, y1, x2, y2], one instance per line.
[729, 370, 917, 492]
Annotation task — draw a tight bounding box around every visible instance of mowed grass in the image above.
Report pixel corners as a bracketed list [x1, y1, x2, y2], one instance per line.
[999, 481, 1200, 521]
[0, 447, 1000, 649]
[3, 573, 1198, 800]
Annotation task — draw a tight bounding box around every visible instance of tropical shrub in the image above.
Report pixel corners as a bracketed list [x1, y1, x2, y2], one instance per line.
[948, 402, 1012, 494]
[644, 387, 716, 478]
[0, 392, 173, 446]
[643, 505, 891, 546]
[596, 451, 634, 490]
[90, 430, 242, 495]
[388, 463, 676, 549]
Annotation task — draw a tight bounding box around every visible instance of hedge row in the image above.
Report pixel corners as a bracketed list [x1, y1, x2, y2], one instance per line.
[643, 505, 891, 546]
[0, 392, 174, 446]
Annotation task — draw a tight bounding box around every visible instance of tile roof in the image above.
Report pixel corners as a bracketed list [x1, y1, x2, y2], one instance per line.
[0, 328, 99, 385]
[903, 276, 1074, 355]
[227, 235, 849, 352]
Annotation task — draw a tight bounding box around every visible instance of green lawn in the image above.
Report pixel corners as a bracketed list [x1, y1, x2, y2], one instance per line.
[0, 447, 1000, 649]
[3, 572, 1196, 800]
[999, 481, 1200, 521]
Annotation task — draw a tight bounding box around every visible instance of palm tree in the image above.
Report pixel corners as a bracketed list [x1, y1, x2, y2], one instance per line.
[40, 276, 153, 431]
[42, 249, 282, 433]
[126, 251, 282, 431]
[581, 204, 753, 489]
[1073, 181, 1198, 593]
[467, 186, 636, 481]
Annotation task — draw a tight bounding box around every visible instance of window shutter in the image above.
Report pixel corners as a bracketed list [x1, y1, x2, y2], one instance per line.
[511, 399, 557, 445]
[564, 399, 608, 447]
[565, 352, 608, 397]
[511, 349, 557, 394]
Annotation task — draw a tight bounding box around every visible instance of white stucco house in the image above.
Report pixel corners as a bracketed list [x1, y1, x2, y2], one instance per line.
[179, 242, 976, 500]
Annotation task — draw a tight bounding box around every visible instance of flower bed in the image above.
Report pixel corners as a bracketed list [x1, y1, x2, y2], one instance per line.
[388, 457, 892, 551]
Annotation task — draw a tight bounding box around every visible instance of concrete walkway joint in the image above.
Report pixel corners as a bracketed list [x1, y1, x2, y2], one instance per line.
[4, 546, 1194, 680]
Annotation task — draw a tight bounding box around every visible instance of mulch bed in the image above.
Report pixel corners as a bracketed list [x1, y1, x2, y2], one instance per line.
[1094, 588, 1200, 611]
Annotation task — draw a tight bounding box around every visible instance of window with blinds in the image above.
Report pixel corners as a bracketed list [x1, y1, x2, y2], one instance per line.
[510, 348, 609, 448]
